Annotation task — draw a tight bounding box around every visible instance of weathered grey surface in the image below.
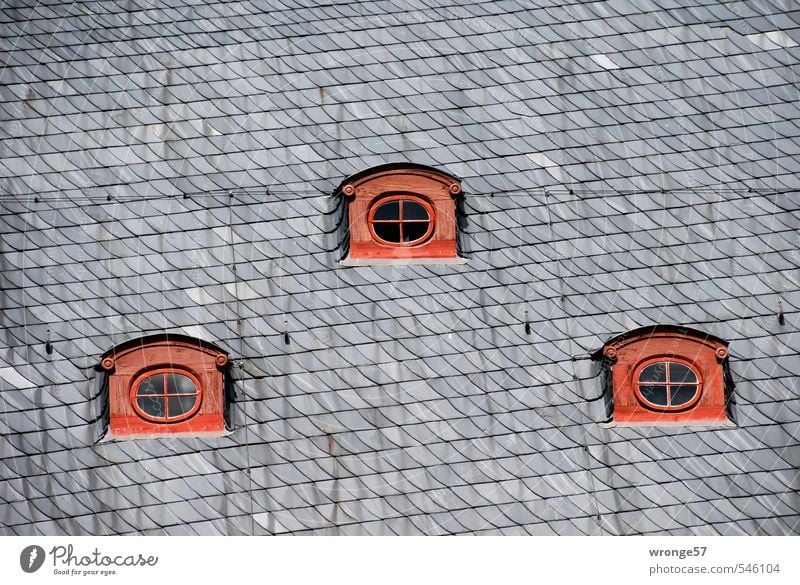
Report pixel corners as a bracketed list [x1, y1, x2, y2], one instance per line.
[1, 0, 799, 535]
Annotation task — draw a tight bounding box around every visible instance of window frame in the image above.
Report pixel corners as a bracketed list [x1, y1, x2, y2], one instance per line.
[129, 367, 203, 423]
[368, 194, 436, 247]
[633, 357, 703, 411]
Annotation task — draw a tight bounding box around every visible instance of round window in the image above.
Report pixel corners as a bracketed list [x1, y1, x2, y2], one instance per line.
[131, 370, 201, 423]
[635, 360, 702, 410]
[368, 196, 434, 246]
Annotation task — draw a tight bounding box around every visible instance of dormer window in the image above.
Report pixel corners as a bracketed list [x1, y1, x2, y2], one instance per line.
[100, 335, 229, 438]
[337, 164, 465, 265]
[598, 326, 734, 427]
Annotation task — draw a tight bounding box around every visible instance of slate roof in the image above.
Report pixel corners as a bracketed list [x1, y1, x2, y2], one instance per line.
[1, 0, 799, 535]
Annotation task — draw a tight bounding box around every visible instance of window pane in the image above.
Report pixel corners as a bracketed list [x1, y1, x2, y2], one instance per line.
[669, 363, 697, 383]
[373, 201, 399, 221]
[167, 373, 197, 395]
[137, 396, 165, 418]
[136, 374, 163, 395]
[403, 221, 430, 242]
[168, 396, 198, 418]
[639, 363, 666, 383]
[402, 201, 429, 220]
[639, 385, 668, 406]
[374, 223, 401, 242]
[670, 385, 699, 407]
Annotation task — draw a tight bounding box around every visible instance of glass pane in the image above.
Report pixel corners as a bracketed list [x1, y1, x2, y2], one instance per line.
[168, 396, 198, 418]
[167, 373, 197, 395]
[402, 200, 429, 221]
[669, 362, 697, 383]
[373, 201, 399, 221]
[403, 221, 430, 242]
[639, 363, 666, 383]
[639, 385, 668, 406]
[136, 374, 163, 395]
[137, 396, 165, 418]
[670, 385, 699, 407]
[373, 222, 401, 242]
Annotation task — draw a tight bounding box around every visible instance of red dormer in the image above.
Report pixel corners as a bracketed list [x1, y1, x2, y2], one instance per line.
[338, 164, 465, 265]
